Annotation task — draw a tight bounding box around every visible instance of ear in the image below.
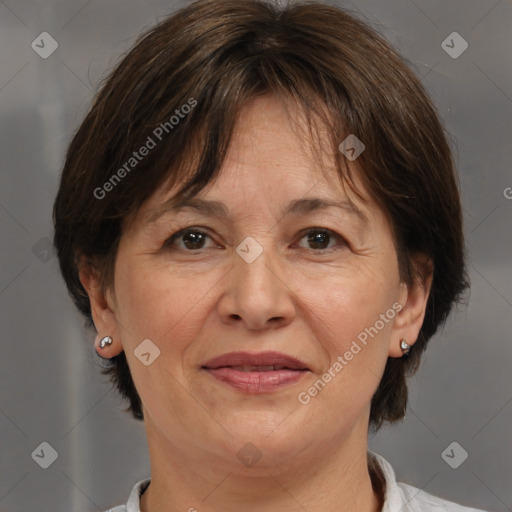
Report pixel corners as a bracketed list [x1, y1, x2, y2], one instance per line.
[78, 258, 124, 358]
[388, 253, 434, 358]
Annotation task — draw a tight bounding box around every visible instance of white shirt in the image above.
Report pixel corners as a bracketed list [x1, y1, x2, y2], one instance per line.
[104, 451, 489, 512]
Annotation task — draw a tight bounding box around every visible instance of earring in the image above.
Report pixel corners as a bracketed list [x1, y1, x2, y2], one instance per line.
[400, 338, 411, 355]
[99, 336, 113, 349]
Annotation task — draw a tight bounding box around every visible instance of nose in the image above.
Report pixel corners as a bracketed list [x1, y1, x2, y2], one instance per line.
[217, 242, 296, 330]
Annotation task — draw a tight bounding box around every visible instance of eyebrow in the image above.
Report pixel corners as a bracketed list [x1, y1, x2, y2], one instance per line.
[146, 196, 369, 225]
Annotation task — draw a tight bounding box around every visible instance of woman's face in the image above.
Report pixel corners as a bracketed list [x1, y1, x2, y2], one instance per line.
[89, 94, 429, 472]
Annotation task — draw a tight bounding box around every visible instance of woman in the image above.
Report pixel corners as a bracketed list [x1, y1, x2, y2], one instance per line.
[53, 0, 486, 510]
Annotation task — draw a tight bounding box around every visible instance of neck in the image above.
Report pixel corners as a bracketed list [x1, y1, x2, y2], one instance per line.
[140, 418, 383, 512]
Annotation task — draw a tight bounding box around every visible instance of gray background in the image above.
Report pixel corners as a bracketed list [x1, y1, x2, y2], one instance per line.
[0, 0, 511, 510]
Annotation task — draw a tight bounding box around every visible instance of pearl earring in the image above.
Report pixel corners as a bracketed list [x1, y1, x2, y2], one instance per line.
[400, 338, 411, 355]
[99, 336, 113, 349]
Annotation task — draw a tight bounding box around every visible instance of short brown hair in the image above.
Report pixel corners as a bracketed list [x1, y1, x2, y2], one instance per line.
[53, 0, 469, 431]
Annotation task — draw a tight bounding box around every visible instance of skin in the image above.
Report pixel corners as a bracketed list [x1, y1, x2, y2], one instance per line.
[80, 94, 432, 512]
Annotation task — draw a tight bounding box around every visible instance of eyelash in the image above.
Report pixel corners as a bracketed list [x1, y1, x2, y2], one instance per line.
[163, 226, 347, 253]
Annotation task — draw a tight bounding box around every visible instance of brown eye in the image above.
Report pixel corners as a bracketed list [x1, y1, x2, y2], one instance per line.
[164, 228, 213, 251]
[298, 229, 346, 251]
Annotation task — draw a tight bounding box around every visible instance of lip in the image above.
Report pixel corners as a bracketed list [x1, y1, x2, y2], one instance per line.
[202, 351, 310, 370]
[202, 351, 311, 393]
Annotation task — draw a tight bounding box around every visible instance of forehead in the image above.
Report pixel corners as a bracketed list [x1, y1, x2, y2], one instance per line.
[136, 93, 378, 226]
[226, 94, 334, 169]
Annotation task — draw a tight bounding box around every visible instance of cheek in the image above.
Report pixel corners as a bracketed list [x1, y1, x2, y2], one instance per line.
[113, 254, 222, 349]
[307, 261, 398, 340]
[112, 256, 214, 417]
[296, 271, 397, 423]
[299, 262, 399, 414]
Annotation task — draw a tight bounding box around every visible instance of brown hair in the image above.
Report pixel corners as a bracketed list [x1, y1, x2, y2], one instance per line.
[53, 0, 469, 431]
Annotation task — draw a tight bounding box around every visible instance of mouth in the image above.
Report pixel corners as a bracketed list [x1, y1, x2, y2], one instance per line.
[202, 350, 310, 371]
[202, 351, 311, 393]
